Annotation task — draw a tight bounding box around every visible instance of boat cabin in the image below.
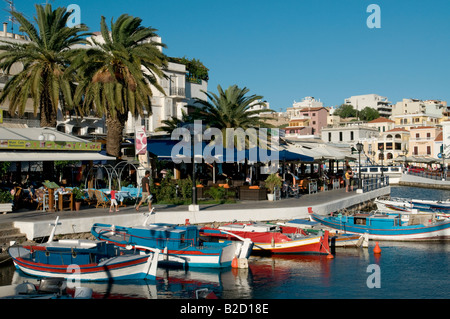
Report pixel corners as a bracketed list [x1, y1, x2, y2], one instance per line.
[338, 212, 436, 228]
[118, 223, 200, 250]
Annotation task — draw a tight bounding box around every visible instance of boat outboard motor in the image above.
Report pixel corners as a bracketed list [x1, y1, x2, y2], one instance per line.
[37, 277, 67, 295]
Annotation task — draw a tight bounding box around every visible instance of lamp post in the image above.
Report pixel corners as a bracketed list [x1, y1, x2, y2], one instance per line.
[402, 147, 408, 174]
[180, 121, 203, 212]
[379, 144, 385, 185]
[356, 142, 363, 193]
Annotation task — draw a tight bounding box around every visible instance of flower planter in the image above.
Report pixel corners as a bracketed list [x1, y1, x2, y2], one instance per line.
[267, 194, 274, 201]
[0, 203, 13, 214]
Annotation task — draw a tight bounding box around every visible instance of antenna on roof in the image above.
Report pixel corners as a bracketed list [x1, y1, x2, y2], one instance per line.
[3, 0, 16, 34]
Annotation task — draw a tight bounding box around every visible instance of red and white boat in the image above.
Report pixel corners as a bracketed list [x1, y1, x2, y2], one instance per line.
[200, 223, 331, 255]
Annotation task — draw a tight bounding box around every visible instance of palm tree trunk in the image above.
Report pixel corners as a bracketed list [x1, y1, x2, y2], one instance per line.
[39, 87, 57, 127]
[106, 112, 126, 158]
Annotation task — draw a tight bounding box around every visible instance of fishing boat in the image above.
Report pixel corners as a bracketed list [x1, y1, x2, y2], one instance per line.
[200, 222, 331, 255]
[309, 208, 450, 241]
[90, 213, 253, 269]
[281, 219, 367, 247]
[375, 198, 450, 219]
[8, 217, 160, 282]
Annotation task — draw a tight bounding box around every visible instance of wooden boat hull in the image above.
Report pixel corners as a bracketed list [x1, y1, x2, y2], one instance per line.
[8, 246, 157, 281]
[200, 227, 330, 255]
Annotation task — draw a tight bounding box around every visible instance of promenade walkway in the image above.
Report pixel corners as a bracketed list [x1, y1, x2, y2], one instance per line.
[1, 186, 390, 240]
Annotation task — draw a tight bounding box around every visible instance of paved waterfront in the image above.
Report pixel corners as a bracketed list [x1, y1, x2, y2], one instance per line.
[0, 186, 390, 241]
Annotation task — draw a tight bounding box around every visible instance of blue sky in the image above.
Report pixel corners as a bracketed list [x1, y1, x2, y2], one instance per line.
[3, 0, 450, 111]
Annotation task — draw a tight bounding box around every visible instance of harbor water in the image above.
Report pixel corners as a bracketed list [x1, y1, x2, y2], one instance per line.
[0, 186, 448, 299]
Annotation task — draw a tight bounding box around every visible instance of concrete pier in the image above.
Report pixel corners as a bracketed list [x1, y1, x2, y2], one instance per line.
[400, 173, 450, 190]
[0, 186, 390, 241]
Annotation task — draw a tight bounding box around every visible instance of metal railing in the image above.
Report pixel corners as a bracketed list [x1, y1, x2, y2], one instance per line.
[1, 117, 40, 127]
[169, 87, 185, 97]
[361, 175, 389, 192]
[407, 170, 448, 181]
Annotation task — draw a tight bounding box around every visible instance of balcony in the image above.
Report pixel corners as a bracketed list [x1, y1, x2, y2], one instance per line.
[169, 86, 185, 98]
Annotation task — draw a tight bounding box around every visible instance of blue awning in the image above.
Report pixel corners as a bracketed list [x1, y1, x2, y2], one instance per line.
[147, 140, 314, 163]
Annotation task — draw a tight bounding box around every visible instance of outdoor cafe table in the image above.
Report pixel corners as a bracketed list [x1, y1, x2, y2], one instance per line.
[56, 191, 73, 211]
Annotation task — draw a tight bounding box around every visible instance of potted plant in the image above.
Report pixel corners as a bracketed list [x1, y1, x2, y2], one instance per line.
[72, 187, 84, 211]
[0, 189, 13, 213]
[265, 173, 282, 201]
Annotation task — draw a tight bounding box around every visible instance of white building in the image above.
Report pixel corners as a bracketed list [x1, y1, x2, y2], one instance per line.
[391, 98, 445, 117]
[321, 122, 379, 145]
[344, 94, 392, 117]
[87, 33, 208, 135]
[247, 99, 272, 115]
[287, 96, 323, 118]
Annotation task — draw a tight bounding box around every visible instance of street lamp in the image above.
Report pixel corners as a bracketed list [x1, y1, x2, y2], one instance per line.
[379, 144, 385, 184]
[180, 121, 204, 212]
[402, 147, 408, 174]
[356, 142, 363, 193]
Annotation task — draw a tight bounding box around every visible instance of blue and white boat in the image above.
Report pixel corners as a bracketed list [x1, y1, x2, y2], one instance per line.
[309, 209, 450, 241]
[91, 213, 253, 269]
[375, 198, 450, 219]
[8, 217, 160, 282]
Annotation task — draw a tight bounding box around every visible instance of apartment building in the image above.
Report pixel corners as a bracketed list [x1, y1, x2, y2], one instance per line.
[392, 113, 441, 131]
[344, 94, 392, 117]
[321, 122, 379, 145]
[409, 126, 441, 157]
[391, 98, 445, 117]
[286, 96, 323, 118]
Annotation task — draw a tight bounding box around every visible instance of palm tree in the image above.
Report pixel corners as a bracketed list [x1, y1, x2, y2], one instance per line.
[72, 14, 167, 157]
[0, 4, 90, 127]
[155, 109, 195, 134]
[192, 84, 274, 148]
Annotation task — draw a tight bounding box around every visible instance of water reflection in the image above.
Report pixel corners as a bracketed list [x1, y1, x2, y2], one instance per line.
[1, 240, 448, 299]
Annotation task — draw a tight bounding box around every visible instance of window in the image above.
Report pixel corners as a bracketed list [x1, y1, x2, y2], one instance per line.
[328, 132, 332, 142]
[427, 133, 431, 139]
[350, 131, 354, 140]
[416, 133, 420, 139]
[427, 146, 431, 155]
[339, 132, 343, 141]
[413, 146, 418, 155]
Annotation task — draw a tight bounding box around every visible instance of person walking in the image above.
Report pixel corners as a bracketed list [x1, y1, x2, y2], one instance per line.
[109, 186, 119, 212]
[136, 170, 152, 212]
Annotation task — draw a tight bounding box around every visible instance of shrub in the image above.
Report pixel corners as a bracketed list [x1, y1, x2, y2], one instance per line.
[0, 189, 13, 203]
[205, 186, 227, 202]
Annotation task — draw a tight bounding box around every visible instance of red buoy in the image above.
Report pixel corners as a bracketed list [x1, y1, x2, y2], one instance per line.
[231, 256, 238, 268]
[373, 242, 381, 254]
